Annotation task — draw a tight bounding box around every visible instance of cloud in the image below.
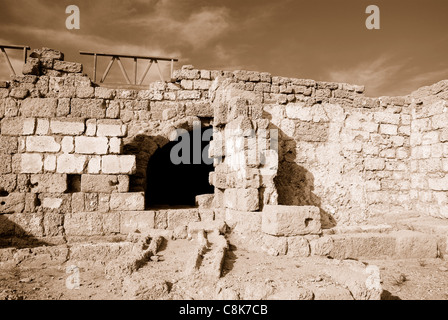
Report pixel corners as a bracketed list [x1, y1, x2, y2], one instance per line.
[179, 7, 230, 48]
[326, 55, 411, 96]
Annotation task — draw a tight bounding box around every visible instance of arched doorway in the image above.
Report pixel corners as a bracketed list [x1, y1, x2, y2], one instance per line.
[145, 126, 214, 208]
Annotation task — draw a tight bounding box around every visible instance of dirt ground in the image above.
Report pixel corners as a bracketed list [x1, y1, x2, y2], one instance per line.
[1, 237, 447, 300]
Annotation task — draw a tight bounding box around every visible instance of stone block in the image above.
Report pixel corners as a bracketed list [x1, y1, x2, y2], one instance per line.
[0, 174, 17, 193]
[30, 47, 64, 60]
[56, 154, 87, 174]
[429, 176, 448, 191]
[195, 194, 214, 209]
[394, 230, 439, 259]
[10, 212, 44, 237]
[42, 211, 64, 236]
[0, 136, 18, 154]
[102, 155, 136, 174]
[87, 156, 101, 174]
[84, 193, 98, 212]
[44, 155, 57, 172]
[53, 60, 82, 73]
[10, 88, 29, 99]
[26, 136, 60, 153]
[262, 205, 321, 236]
[110, 193, 145, 211]
[29, 174, 67, 193]
[86, 119, 97, 136]
[224, 188, 238, 209]
[329, 233, 396, 260]
[81, 174, 129, 193]
[0, 193, 25, 214]
[75, 136, 108, 154]
[35, 119, 50, 135]
[22, 58, 40, 76]
[76, 87, 94, 98]
[50, 119, 85, 135]
[64, 212, 103, 236]
[95, 87, 115, 99]
[21, 98, 57, 117]
[287, 236, 311, 257]
[0, 154, 11, 174]
[109, 137, 122, 154]
[364, 158, 385, 171]
[96, 120, 127, 137]
[261, 234, 288, 256]
[374, 112, 400, 125]
[71, 98, 106, 119]
[1, 118, 30, 136]
[167, 209, 200, 229]
[237, 188, 259, 212]
[72, 193, 85, 212]
[61, 136, 74, 153]
[379, 124, 398, 135]
[19, 154, 43, 173]
[120, 211, 155, 234]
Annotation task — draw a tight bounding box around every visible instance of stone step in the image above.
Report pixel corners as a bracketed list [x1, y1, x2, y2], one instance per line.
[311, 230, 444, 260]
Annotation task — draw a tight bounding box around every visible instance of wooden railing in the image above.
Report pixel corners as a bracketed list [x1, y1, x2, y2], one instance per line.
[79, 51, 178, 84]
[0, 44, 30, 76]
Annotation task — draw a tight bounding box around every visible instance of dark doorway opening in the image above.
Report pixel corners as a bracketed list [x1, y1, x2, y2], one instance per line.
[146, 126, 214, 208]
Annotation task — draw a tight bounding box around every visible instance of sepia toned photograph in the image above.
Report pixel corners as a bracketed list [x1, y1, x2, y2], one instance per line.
[0, 0, 448, 305]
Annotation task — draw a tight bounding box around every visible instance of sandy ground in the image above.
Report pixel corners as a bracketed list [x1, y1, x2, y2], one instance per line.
[1, 237, 447, 300]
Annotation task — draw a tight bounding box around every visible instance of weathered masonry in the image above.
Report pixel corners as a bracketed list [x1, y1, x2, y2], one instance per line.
[0, 47, 448, 257]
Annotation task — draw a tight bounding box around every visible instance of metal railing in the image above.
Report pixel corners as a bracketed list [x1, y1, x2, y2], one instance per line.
[0, 44, 30, 76]
[79, 51, 178, 84]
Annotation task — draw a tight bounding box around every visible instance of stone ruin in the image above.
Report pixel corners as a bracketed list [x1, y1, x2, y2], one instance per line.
[1, 47, 448, 299]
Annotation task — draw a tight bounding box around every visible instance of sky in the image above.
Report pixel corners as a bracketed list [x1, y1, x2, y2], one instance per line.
[0, 0, 447, 96]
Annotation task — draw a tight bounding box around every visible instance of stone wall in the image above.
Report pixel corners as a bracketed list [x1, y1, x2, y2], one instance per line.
[0, 47, 448, 243]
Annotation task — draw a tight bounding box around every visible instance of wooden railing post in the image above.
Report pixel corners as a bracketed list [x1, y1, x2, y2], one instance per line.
[79, 51, 177, 85]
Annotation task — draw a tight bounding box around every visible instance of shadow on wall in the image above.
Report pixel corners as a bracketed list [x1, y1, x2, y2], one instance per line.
[271, 124, 337, 229]
[0, 215, 50, 249]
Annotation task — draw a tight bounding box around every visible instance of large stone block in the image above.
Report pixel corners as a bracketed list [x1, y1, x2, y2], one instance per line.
[10, 212, 44, 237]
[110, 193, 145, 211]
[75, 136, 108, 155]
[1, 118, 35, 136]
[328, 233, 396, 260]
[120, 211, 155, 234]
[167, 209, 200, 229]
[261, 234, 288, 256]
[0, 174, 17, 193]
[0, 193, 25, 214]
[26, 136, 60, 153]
[96, 120, 127, 137]
[394, 230, 439, 259]
[29, 174, 67, 193]
[262, 205, 321, 236]
[71, 99, 106, 119]
[64, 212, 103, 236]
[287, 236, 311, 257]
[21, 98, 57, 117]
[81, 174, 129, 193]
[50, 119, 85, 135]
[53, 60, 82, 73]
[56, 154, 87, 174]
[0, 154, 11, 174]
[195, 194, 214, 209]
[102, 155, 136, 174]
[18, 153, 43, 173]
